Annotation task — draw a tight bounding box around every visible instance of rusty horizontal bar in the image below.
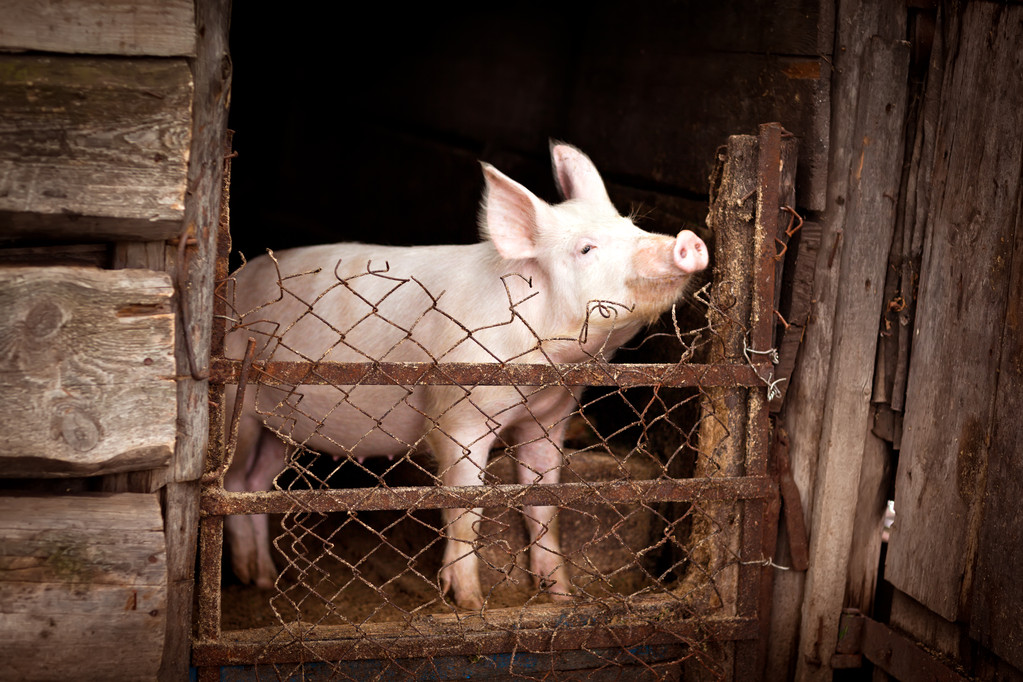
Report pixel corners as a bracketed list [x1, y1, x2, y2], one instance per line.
[208, 357, 768, 388]
[200, 475, 776, 516]
[192, 606, 759, 666]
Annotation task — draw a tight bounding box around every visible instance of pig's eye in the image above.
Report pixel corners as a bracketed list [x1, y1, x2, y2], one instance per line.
[580, 244, 595, 255]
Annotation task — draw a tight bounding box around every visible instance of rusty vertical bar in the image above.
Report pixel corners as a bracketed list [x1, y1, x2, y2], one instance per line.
[735, 122, 790, 681]
[196, 514, 224, 642]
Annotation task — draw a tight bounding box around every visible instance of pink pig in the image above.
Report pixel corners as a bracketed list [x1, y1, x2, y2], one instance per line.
[223, 143, 708, 610]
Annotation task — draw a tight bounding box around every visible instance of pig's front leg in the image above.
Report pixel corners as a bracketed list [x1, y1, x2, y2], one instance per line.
[432, 432, 497, 610]
[224, 424, 287, 589]
[510, 420, 573, 601]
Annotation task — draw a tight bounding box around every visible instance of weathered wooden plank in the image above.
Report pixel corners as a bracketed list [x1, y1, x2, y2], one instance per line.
[968, 14, 1023, 663]
[0, 266, 176, 477]
[0, 0, 195, 57]
[765, 2, 909, 678]
[885, 1, 1023, 624]
[794, 31, 910, 682]
[0, 493, 166, 681]
[0, 56, 192, 240]
[160, 1, 231, 678]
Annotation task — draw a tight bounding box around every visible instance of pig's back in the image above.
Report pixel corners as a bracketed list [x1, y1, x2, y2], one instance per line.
[227, 241, 528, 365]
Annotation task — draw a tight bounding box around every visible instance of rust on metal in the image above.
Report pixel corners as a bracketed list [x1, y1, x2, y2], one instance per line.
[207, 357, 769, 389]
[193, 130, 793, 679]
[192, 611, 759, 667]
[736, 125, 793, 681]
[201, 337, 256, 486]
[200, 475, 778, 516]
[196, 515, 224, 643]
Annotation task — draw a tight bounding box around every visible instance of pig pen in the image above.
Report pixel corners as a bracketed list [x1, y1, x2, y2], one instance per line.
[192, 126, 794, 680]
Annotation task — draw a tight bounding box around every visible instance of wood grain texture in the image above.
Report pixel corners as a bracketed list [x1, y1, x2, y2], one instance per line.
[0, 266, 176, 477]
[795, 34, 910, 682]
[969, 203, 1023, 669]
[160, 1, 232, 678]
[0, 56, 192, 240]
[0, 493, 167, 681]
[0, 0, 195, 56]
[885, 1, 1023, 624]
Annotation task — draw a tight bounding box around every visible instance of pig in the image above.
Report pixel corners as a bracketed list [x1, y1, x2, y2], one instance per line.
[223, 142, 708, 610]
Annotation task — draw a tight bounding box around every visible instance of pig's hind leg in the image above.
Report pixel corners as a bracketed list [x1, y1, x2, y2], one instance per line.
[224, 420, 287, 589]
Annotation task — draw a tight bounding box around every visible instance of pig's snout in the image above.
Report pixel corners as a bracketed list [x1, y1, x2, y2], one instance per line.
[673, 230, 708, 274]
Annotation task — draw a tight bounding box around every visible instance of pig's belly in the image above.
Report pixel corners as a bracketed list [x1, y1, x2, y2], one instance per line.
[254, 383, 430, 459]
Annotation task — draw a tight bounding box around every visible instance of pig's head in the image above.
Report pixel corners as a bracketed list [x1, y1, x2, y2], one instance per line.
[479, 142, 708, 354]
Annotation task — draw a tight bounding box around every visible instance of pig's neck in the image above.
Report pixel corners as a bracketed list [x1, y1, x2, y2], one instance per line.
[490, 251, 645, 365]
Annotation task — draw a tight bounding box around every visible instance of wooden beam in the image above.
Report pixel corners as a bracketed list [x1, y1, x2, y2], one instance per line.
[0, 493, 167, 681]
[0, 266, 176, 477]
[794, 30, 911, 682]
[0, 0, 195, 56]
[158, 1, 232, 678]
[0, 55, 192, 241]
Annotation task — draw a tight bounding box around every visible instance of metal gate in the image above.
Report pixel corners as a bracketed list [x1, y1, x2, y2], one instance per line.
[193, 124, 795, 681]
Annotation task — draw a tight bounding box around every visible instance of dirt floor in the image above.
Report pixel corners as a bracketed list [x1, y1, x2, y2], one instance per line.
[219, 450, 680, 631]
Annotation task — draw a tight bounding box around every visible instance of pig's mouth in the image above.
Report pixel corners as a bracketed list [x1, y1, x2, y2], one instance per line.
[624, 274, 693, 324]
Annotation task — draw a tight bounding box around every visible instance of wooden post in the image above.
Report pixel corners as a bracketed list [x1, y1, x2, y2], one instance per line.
[683, 125, 796, 680]
[793, 31, 910, 682]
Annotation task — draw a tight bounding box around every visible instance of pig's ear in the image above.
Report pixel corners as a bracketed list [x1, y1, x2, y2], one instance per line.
[479, 162, 546, 261]
[549, 141, 612, 204]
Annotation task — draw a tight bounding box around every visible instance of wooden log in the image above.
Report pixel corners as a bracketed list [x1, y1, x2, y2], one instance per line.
[0, 55, 192, 241]
[0, 266, 176, 477]
[0, 493, 167, 681]
[682, 135, 759, 627]
[0, 0, 195, 56]
[884, 1, 1023, 625]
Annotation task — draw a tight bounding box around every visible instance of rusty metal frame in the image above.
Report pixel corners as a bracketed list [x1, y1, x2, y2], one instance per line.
[192, 124, 789, 680]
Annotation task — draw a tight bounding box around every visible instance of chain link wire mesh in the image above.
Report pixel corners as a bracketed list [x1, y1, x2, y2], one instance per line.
[195, 128, 793, 681]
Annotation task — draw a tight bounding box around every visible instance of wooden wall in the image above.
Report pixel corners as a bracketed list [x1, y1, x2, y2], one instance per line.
[768, 1, 1023, 680]
[226, 1, 831, 263]
[0, 1, 231, 679]
[882, 1, 1023, 677]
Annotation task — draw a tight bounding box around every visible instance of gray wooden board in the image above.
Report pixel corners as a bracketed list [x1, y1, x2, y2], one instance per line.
[967, 8, 1023, 659]
[0, 492, 167, 681]
[0, 266, 176, 477]
[885, 1, 1023, 624]
[0, 56, 192, 240]
[969, 206, 1023, 671]
[795, 29, 911, 682]
[159, 0, 232, 677]
[0, 0, 195, 56]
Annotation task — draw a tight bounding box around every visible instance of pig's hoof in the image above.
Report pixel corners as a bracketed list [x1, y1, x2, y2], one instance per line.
[454, 590, 484, 611]
[446, 581, 484, 611]
[254, 572, 276, 590]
